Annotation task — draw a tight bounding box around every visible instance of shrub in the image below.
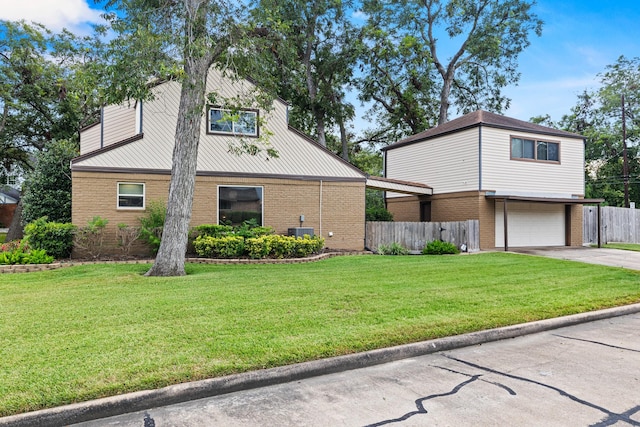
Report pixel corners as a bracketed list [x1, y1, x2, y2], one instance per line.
[73, 216, 109, 259]
[116, 223, 142, 255]
[366, 207, 394, 221]
[193, 235, 245, 258]
[0, 240, 54, 265]
[192, 224, 234, 239]
[423, 240, 460, 255]
[377, 242, 409, 255]
[139, 201, 166, 254]
[292, 235, 325, 257]
[245, 235, 272, 259]
[24, 217, 76, 259]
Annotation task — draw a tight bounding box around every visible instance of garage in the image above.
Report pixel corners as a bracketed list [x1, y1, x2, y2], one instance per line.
[495, 201, 566, 247]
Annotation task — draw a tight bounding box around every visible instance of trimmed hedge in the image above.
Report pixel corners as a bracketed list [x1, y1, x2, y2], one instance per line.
[194, 234, 324, 259]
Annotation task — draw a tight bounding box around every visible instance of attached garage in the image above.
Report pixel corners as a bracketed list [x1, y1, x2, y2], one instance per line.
[495, 201, 565, 247]
[488, 194, 604, 250]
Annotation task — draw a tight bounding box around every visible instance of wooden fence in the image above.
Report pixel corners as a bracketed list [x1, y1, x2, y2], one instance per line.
[584, 206, 640, 244]
[366, 220, 480, 253]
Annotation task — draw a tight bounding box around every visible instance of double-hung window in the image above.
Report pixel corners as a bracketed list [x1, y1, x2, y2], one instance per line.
[117, 182, 145, 209]
[208, 107, 258, 137]
[511, 137, 560, 162]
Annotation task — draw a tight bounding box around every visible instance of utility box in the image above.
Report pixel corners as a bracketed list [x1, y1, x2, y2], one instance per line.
[288, 227, 314, 238]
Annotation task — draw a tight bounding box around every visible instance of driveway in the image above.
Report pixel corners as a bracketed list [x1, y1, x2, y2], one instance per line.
[510, 246, 640, 270]
[72, 312, 640, 426]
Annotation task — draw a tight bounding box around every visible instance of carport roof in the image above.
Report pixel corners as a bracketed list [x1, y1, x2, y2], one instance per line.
[486, 194, 604, 204]
[366, 176, 433, 195]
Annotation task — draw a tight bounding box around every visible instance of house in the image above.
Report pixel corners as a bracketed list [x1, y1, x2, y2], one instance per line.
[0, 186, 20, 229]
[382, 110, 602, 250]
[71, 67, 368, 255]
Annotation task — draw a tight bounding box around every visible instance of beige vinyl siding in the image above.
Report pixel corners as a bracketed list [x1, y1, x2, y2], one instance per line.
[74, 69, 364, 180]
[102, 103, 137, 148]
[385, 128, 479, 197]
[481, 127, 585, 195]
[79, 124, 100, 155]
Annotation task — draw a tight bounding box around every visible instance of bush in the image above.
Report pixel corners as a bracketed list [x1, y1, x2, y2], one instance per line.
[0, 240, 54, 265]
[116, 223, 142, 256]
[423, 240, 460, 255]
[73, 216, 109, 259]
[366, 207, 394, 221]
[24, 217, 76, 259]
[139, 201, 166, 254]
[244, 235, 272, 259]
[377, 242, 409, 255]
[193, 235, 245, 258]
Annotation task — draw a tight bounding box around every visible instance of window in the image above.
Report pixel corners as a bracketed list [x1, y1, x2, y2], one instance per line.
[511, 137, 559, 162]
[208, 107, 258, 137]
[218, 186, 263, 226]
[117, 183, 145, 209]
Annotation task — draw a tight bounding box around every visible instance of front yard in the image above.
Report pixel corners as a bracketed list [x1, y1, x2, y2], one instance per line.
[2, 252, 640, 417]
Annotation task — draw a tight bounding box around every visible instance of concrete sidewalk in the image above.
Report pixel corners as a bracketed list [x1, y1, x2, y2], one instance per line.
[510, 246, 640, 270]
[2, 303, 640, 427]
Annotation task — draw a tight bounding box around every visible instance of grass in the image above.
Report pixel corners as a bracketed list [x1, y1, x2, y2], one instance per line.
[1, 252, 640, 416]
[602, 243, 640, 252]
[0, 233, 5, 244]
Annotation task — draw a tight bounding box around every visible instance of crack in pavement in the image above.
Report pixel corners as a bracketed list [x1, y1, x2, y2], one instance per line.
[363, 365, 517, 426]
[552, 334, 640, 353]
[362, 375, 481, 427]
[445, 355, 640, 426]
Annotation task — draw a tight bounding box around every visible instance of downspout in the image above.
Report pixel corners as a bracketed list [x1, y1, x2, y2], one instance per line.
[319, 180, 323, 238]
[100, 107, 104, 148]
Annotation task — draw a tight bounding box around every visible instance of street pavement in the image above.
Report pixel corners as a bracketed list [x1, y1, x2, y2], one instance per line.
[72, 311, 640, 427]
[511, 246, 640, 270]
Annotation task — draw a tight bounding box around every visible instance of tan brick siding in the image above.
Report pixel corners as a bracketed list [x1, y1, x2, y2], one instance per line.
[386, 196, 421, 222]
[570, 204, 583, 246]
[72, 171, 365, 255]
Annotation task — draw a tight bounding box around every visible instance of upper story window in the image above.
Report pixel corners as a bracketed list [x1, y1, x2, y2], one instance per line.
[208, 107, 258, 137]
[117, 182, 145, 209]
[511, 137, 560, 163]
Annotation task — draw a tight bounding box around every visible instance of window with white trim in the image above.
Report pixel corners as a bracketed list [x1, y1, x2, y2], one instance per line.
[117, 182, 145, 209]
[511, 137, 560, 162]
[208, 107, 258, 137]
[218, 186, 263, 226]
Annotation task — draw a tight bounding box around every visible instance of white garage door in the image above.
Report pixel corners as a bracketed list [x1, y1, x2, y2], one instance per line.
[495, 202, 565, 247]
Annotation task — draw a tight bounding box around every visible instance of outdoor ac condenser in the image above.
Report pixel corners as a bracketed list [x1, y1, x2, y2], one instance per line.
[288, 227, 314, 238]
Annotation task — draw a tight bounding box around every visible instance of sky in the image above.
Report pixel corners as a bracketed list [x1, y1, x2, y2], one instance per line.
[1, 0, 639, 129]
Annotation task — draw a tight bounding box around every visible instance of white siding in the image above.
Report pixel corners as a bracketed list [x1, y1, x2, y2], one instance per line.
[385, 128, 479, 197]
[79, 124, 100, 155]
[102, 103, 137, 148]
[481, 127, 584, 195]
[73, 69, 364, 180]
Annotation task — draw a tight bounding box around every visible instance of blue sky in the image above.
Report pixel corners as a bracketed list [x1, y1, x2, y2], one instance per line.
[1, 0, 639, 128]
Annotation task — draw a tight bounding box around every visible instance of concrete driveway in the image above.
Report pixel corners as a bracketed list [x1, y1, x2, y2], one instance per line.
[71, 311, 640, 427]
[510, 246, 640, 270]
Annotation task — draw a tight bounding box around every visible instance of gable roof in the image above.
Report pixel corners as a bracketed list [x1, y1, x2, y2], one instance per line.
[382, 110, 584, 151]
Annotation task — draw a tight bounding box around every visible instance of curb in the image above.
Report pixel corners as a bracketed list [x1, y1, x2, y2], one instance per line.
[2, 303, 640, 427]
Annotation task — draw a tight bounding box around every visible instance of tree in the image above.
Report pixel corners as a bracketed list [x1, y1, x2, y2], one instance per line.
[21, 139, 77, 224]
[251, 0, 361, 157]
[557, 57, 640, 206]
[102, 0, 275, 276]
[0, 20, 103, 173]
[359, 0, 542, 141]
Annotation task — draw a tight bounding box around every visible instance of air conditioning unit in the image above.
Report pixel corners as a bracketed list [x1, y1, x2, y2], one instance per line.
[288, 227, 314, 238]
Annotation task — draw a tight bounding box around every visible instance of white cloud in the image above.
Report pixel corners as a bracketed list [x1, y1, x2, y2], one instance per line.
[0, 0, 103, 32]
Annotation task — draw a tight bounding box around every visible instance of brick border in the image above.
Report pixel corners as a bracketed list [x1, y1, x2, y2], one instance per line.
[0, 251, 371, 274]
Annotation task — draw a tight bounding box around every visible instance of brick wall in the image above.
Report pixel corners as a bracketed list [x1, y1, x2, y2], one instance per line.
[0, 204, 16, 228]
[72, 171, 365, 255]
[386, 196, 421, 221]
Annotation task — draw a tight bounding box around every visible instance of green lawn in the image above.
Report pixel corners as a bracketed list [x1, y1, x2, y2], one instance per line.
[602, 243, 640, 252]
[0, 233, 5, 244]
[2, 253, 640, 416]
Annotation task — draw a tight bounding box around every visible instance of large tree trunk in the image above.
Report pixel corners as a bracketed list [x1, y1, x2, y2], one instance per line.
[145, 57, 210, 277]
[6, 199, 24, 241]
